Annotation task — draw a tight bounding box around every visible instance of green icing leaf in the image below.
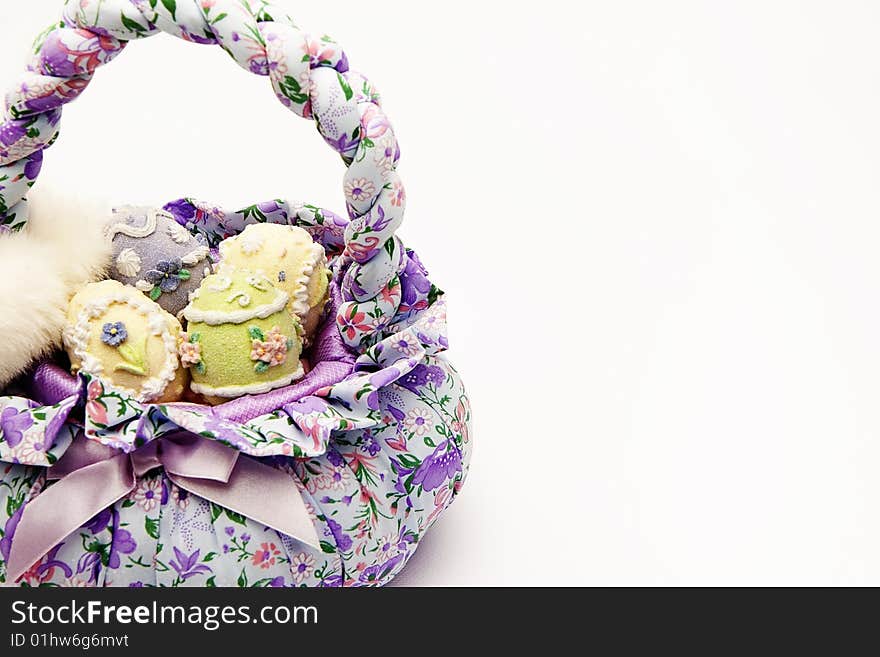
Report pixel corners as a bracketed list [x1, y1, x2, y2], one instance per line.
[189, 332, 200, 343]
[254, 361, 270, 374]
[248, 326, 265, 341]
[178, 269, 191, 281]
[115, 336, 148, 377]
[149, 286, 162, 301]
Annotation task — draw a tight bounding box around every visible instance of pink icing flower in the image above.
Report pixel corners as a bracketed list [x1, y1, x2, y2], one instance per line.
[250, 327, 289, 367]
[178, 338, 202, 368]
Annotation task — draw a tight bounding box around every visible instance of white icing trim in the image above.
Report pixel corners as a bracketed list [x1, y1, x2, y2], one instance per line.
[106, 207, 165, 239]
[180, 243, 209, 267]
[227, 292, 252, 307]
[190, 362, 305, 398]
[134, 280, 154, 292]
[207, 275, 232, 292]
[115, 248, 142, 277]
[167, 221, 192, 245]
[290, 241, 328, 320]
[62, 288, 181, 403]
[182, 288, 290, 326]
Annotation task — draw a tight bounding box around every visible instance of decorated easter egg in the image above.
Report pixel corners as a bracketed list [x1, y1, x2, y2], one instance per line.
[63, 280, 188, 403]
[218, 223, 330, 345]
[107, 205, 213, 317]
[180, 270, 304, 399]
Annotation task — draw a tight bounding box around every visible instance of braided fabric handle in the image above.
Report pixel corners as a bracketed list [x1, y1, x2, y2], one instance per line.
[0, 0, 408, 350]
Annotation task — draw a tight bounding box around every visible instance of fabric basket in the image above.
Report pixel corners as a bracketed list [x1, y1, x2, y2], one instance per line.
[0, 1, 470, 587]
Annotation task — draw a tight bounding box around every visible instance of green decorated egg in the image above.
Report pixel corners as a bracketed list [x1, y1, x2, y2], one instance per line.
[180, 271, 304, 399]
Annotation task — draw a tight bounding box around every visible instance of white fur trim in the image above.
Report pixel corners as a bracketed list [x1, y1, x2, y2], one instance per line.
[0, 189, 112, 388]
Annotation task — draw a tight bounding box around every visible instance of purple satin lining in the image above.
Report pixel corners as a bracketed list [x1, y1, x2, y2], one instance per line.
[24, 284, 356, 424]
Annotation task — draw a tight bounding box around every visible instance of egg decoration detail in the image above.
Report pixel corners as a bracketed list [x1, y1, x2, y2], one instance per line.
[181, 271, 304, 399]
[218, 223, 330, 345]
[107, 205, 213, 317]
[63, 280, 188, 403]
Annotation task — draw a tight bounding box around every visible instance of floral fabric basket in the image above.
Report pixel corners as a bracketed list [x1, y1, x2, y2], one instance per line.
[0, 1, 470, 587]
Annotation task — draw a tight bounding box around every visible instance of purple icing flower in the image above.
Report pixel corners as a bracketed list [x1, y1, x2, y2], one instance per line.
[0, 406, 34, 448]
[145, 258, 188, 294]
[412, 441, 462, 492]
[100, 322, 127, 347]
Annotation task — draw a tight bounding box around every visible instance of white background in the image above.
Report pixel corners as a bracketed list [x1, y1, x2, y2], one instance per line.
[4, 1, 880, 585]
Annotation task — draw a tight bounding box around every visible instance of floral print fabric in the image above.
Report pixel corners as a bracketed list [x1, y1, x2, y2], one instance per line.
[0, 202, 470, 587]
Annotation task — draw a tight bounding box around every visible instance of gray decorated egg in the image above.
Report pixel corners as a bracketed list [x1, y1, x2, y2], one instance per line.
[107, 206, 213, 316]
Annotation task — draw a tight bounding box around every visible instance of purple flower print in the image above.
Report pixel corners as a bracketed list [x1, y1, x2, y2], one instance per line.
[24, 150, 43, 181]
[0, 504, 24, 561]
[39, 46, 77, 78]
[326, 518, 352, 552]
[387, 405, 406, 423]
[400, 251, 433, 309]
[107, 513, 137, 570]
[361, 432, 381, 456]
[268, 576, 286, 587]
[0, 119, 27, 147]
[412, 441, 462, 492]
[320, 574, 343, 588]
[359, 551, 405, 584]
[397, 364, 445, 394]
[84, 509, 111, 535]
[169, 547, 212, 581]
[164, 199, 197, 223]
[75, 552, 100, 579]
[286, 396, 329, 415]
[326, 449, 345, 468]
[0, 406, 34, 448]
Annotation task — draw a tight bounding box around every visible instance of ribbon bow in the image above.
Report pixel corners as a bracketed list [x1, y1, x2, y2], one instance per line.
[7, 432, 319, 583]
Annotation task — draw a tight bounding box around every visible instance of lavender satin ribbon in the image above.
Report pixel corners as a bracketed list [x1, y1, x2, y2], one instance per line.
[6, 432, 320, 583]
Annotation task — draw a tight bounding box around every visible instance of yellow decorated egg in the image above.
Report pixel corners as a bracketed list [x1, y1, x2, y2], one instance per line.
[218, 224, 330, 345]
[63, 280, 188, 403]
[181, 270, 304, 400]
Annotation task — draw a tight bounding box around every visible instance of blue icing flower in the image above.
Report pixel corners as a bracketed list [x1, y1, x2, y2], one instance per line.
[145, 258, 189, 294]
[101, 322, 128, 347]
